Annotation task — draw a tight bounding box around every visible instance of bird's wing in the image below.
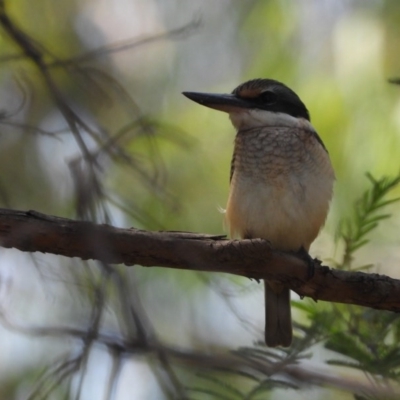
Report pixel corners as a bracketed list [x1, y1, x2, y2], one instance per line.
[229, 150, 236, 182]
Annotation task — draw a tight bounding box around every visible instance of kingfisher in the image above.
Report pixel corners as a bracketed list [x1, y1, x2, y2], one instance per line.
[183, 79, 334, 347]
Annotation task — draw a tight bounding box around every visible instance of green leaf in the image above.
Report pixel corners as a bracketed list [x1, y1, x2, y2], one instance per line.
[336, 172, 400, 269]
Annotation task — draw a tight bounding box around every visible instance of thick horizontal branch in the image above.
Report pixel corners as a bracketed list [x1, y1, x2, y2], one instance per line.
[0, 208, 399, 312]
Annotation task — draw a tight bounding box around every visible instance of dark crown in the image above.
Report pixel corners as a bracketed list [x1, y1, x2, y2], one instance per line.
[232, 79, 310, 121]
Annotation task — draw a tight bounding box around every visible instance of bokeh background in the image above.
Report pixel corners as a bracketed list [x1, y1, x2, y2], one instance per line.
[1, 0, 400, 399]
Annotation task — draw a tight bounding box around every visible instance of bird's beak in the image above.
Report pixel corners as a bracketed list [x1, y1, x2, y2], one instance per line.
[182, 91, 252, 113]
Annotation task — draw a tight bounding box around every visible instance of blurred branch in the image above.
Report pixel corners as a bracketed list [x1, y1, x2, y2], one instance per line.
[47, 19, 201, 68]
[0, 304, 398, 399]
[388, 77, 400, 85]
[0, 208, 400, 313]
[0, 1, 190, 223]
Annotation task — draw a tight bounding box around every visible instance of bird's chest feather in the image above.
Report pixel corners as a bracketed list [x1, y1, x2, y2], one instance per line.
[225, 127, 334, 251]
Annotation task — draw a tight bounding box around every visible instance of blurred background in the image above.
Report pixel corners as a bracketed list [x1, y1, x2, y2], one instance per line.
[1, 0, 400, 399]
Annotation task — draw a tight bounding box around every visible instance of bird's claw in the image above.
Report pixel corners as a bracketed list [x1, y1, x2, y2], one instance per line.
[297, 246, 316, 280]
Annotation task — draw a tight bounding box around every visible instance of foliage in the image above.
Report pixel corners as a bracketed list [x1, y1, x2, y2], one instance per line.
[309, 172, 400, 398]
[336, 173, 400, 270]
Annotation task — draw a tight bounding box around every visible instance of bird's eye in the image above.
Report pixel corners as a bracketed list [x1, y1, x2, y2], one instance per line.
[259, 91, 277, 103]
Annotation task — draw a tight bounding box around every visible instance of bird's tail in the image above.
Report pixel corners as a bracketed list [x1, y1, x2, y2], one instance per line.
[264, 280, 292, 347]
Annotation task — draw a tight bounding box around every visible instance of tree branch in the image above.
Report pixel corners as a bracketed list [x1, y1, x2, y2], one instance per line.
[0, 304, 396, 398]
[0, 208, 399, 312]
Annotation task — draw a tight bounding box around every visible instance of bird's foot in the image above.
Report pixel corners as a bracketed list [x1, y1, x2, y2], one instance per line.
[297, 246, 317, 280]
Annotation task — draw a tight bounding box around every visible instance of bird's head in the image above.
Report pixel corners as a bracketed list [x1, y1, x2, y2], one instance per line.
[183, 79, 310, 130]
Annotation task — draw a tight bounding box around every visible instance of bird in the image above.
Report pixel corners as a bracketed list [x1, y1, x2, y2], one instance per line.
[182, 79, 334, 347]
